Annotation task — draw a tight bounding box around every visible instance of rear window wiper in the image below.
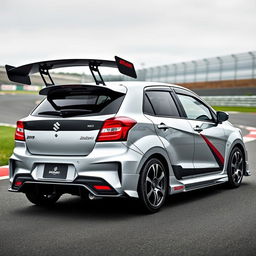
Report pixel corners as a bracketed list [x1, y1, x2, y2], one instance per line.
[38, 109, 92, 117]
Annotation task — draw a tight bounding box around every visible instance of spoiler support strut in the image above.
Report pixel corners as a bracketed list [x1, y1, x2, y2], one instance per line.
[39, 66, 55, 86]
[89, 62, 105, 86]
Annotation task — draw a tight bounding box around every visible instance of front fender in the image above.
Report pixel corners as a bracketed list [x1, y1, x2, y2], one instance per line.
[224, 131, 248, 174]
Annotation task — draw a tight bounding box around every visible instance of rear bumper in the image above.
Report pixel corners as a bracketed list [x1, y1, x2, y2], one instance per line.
[9, 174, 123, 197]
[9, 141, 142, 198]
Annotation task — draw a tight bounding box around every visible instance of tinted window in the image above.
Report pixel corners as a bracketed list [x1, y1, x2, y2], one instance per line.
[143, 94, 155, 115]
[146, 91, 180, 117]
[32, 94, 124, 117]
[177, 94, 213, 121]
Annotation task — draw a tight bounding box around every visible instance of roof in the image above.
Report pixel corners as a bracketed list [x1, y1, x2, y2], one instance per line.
[105, 81, 189, 91]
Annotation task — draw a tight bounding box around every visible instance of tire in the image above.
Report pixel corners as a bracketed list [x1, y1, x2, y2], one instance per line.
[138, 158, 168, 213]
[25, 190, 61, 206]
[227, 147, 244, 188]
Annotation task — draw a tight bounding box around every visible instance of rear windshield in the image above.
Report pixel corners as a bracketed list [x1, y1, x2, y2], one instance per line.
[32, 94, 125, 117]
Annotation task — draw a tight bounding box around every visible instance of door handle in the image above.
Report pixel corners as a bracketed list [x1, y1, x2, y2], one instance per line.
[193, 125, 203, 132]
[157, 123, 169, 130]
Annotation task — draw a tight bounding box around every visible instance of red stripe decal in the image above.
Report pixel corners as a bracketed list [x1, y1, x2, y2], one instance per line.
[0, 167, 9, 177]
[200, 134, 224, 165]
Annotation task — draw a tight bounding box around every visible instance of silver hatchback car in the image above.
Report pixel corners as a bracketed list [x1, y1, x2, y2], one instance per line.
[6, 57, 250, 213]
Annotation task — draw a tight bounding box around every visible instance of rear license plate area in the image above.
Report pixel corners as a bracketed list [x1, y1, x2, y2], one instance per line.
[43, 164, 68, 179]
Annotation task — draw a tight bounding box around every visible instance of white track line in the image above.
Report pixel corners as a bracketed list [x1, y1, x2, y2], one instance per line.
[0, 176, 9, 180]
[0, 123, 15, 128]
[236, 125, 256, 130]
[236, 125, 256, 143]
[0, 165, 9, 168]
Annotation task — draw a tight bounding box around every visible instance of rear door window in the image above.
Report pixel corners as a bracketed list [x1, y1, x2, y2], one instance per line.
[145, 91, 180, 117]
[143, 94, 155, 115]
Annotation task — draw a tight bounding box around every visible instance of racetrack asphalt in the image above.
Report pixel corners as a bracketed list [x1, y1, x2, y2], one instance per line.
[0, 94, 43, 124]
[0, 93, 256, 256]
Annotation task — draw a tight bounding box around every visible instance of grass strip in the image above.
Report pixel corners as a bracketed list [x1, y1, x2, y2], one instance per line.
[0, 90, 38, 94]
[0, 126, 15, 166]
[212, 106, 256, 113]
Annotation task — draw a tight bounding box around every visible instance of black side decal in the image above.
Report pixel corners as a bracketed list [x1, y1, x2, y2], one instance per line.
[172, 165, 221, 179]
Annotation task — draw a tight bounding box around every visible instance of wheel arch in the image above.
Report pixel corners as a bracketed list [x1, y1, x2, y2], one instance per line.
[136, 149, 171, 212]
[148, 153, 170, 178]
[226, 138, 247, 175]
[136, 147, 172, 179]
[230, 142, 247, 175]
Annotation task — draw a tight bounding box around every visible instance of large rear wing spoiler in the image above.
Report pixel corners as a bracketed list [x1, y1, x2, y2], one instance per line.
[5, 56, 137, 86]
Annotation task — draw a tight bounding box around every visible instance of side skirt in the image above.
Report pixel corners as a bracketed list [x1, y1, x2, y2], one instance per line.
[169, 173, 228, 194]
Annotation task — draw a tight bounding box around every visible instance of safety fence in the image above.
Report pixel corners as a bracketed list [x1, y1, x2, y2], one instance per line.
[202, 96, 256, 107]
[135, 51, 256, 84]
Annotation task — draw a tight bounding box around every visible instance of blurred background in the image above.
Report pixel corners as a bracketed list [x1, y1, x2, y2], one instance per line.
[1, 0, 256, 163]
[1, 2, 256, 256]
[0, 0, 256, 98]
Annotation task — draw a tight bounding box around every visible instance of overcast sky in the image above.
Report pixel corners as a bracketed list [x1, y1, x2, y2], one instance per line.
[1, 0, 256, 72]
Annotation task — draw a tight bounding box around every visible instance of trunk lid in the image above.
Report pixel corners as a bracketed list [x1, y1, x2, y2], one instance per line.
[24, 117, 109, 156]
[24, 84, 125, 156]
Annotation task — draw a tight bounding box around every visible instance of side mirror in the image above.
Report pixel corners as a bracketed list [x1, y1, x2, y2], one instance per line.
[216, 111, 229, 123]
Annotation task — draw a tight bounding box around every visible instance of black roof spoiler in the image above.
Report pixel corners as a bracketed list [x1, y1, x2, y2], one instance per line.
[39, 84, 126, 96]
[5, 56, 137, 86]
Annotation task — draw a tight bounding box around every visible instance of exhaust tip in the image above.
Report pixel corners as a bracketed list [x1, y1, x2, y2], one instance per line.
[88, 193, 102, 200]
[88, 193, 95, 200]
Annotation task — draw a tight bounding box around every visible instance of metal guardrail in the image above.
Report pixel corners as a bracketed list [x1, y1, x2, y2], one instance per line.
[202, 96, 256, 107]
[133, 51, 256, 83]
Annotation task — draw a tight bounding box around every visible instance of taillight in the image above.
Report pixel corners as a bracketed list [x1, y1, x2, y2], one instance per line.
[93, 185, 112, 190]
[14, 180, 23, 187]
[96, 117, 136, 142]
[15, 121, 25, 141]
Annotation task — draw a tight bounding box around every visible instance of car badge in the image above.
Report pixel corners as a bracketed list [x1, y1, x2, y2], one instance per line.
[53, 122, 60, 132]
